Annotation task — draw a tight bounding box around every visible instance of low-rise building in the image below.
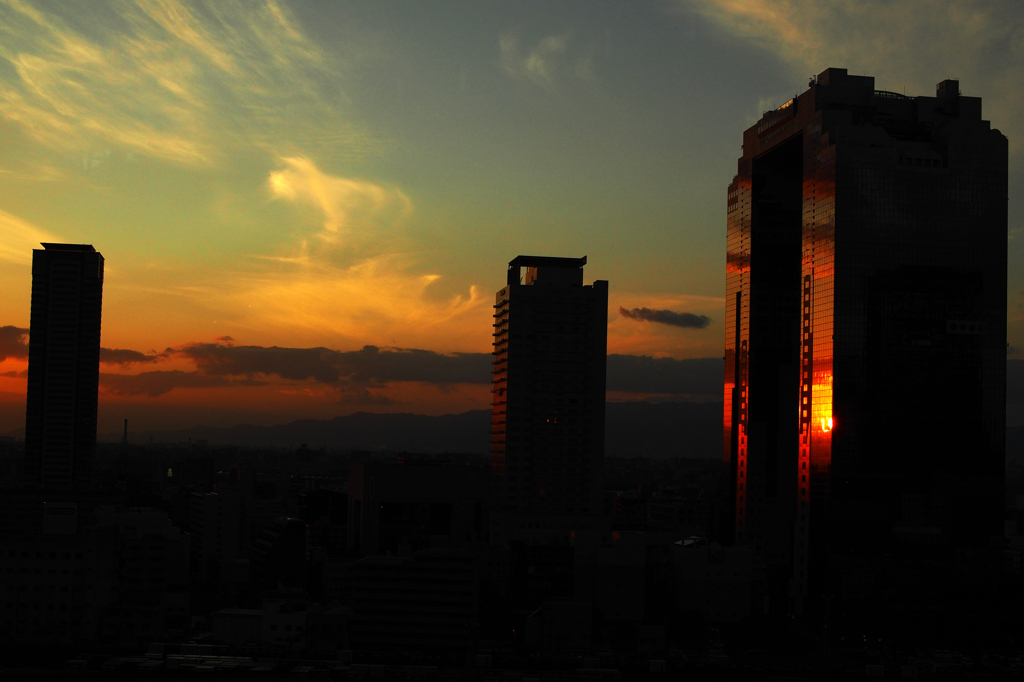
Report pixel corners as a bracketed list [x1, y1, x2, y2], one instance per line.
[345, 549, 478, 655]
[212, 608, 263, 646]
[674, 539, 753, 623]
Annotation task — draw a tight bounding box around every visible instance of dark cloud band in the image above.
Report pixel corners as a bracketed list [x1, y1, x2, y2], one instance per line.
[2, 328, 166, 366]
[619, 307, 711, 329]
[177, 342, 725, 396]
[0, 326, 29, 361]
[179, 343, 492, 385]
[100, 348, 166, 365]
[100, 371, 261, 398]
[9, 325, 729, 398]
[22, 332, 1024, 405]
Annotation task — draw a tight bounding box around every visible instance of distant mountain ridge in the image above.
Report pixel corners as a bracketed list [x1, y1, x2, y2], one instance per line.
[108, 401, 725, 459]
[44, 404, 1024, 462]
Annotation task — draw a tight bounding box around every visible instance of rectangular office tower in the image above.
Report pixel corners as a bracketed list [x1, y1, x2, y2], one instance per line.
[491, 256, 608, 534]
[724, 69, 1007, 613]
[24, 243, 105, 489]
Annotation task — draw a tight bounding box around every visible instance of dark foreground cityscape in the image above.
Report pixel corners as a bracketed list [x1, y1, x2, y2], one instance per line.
[0, 68, 1019, 680]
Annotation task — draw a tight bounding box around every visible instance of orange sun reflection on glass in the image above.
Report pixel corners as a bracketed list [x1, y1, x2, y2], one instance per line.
[820, 416, 833, 432]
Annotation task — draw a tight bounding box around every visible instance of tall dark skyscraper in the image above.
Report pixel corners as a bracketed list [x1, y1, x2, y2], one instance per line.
[24, 243, 105, 489]
[491, 256, 608, 536]
[724, 69, 1007, 613]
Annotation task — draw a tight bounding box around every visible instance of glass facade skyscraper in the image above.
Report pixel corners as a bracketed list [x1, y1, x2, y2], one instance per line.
[724, 69, 1007, 613]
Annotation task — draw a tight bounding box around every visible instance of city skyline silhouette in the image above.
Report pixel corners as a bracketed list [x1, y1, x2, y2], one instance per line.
[0, 1, 1021, 678]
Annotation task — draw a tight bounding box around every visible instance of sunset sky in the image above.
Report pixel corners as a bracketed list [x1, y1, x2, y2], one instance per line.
[1, 0, 1022, 435]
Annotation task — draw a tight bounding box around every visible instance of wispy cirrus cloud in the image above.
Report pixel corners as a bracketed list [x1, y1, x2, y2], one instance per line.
[0, 162, 64, 183]
[268, 156, 412, 250]
[0, 209, 60, 265]
[499, 30, 595, 89]
[684, 0, 1024, 154]
[233, 156, 483, 348]
[101, 157, 485, 352]
[0, 0, 377, 166]
[216, 255, 483, 349]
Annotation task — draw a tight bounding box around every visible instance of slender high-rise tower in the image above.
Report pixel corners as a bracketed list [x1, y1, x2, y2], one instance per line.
[24, 243, 104, 489]
[491, 256, 608, 537]
[724, 69, 1007, 614]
